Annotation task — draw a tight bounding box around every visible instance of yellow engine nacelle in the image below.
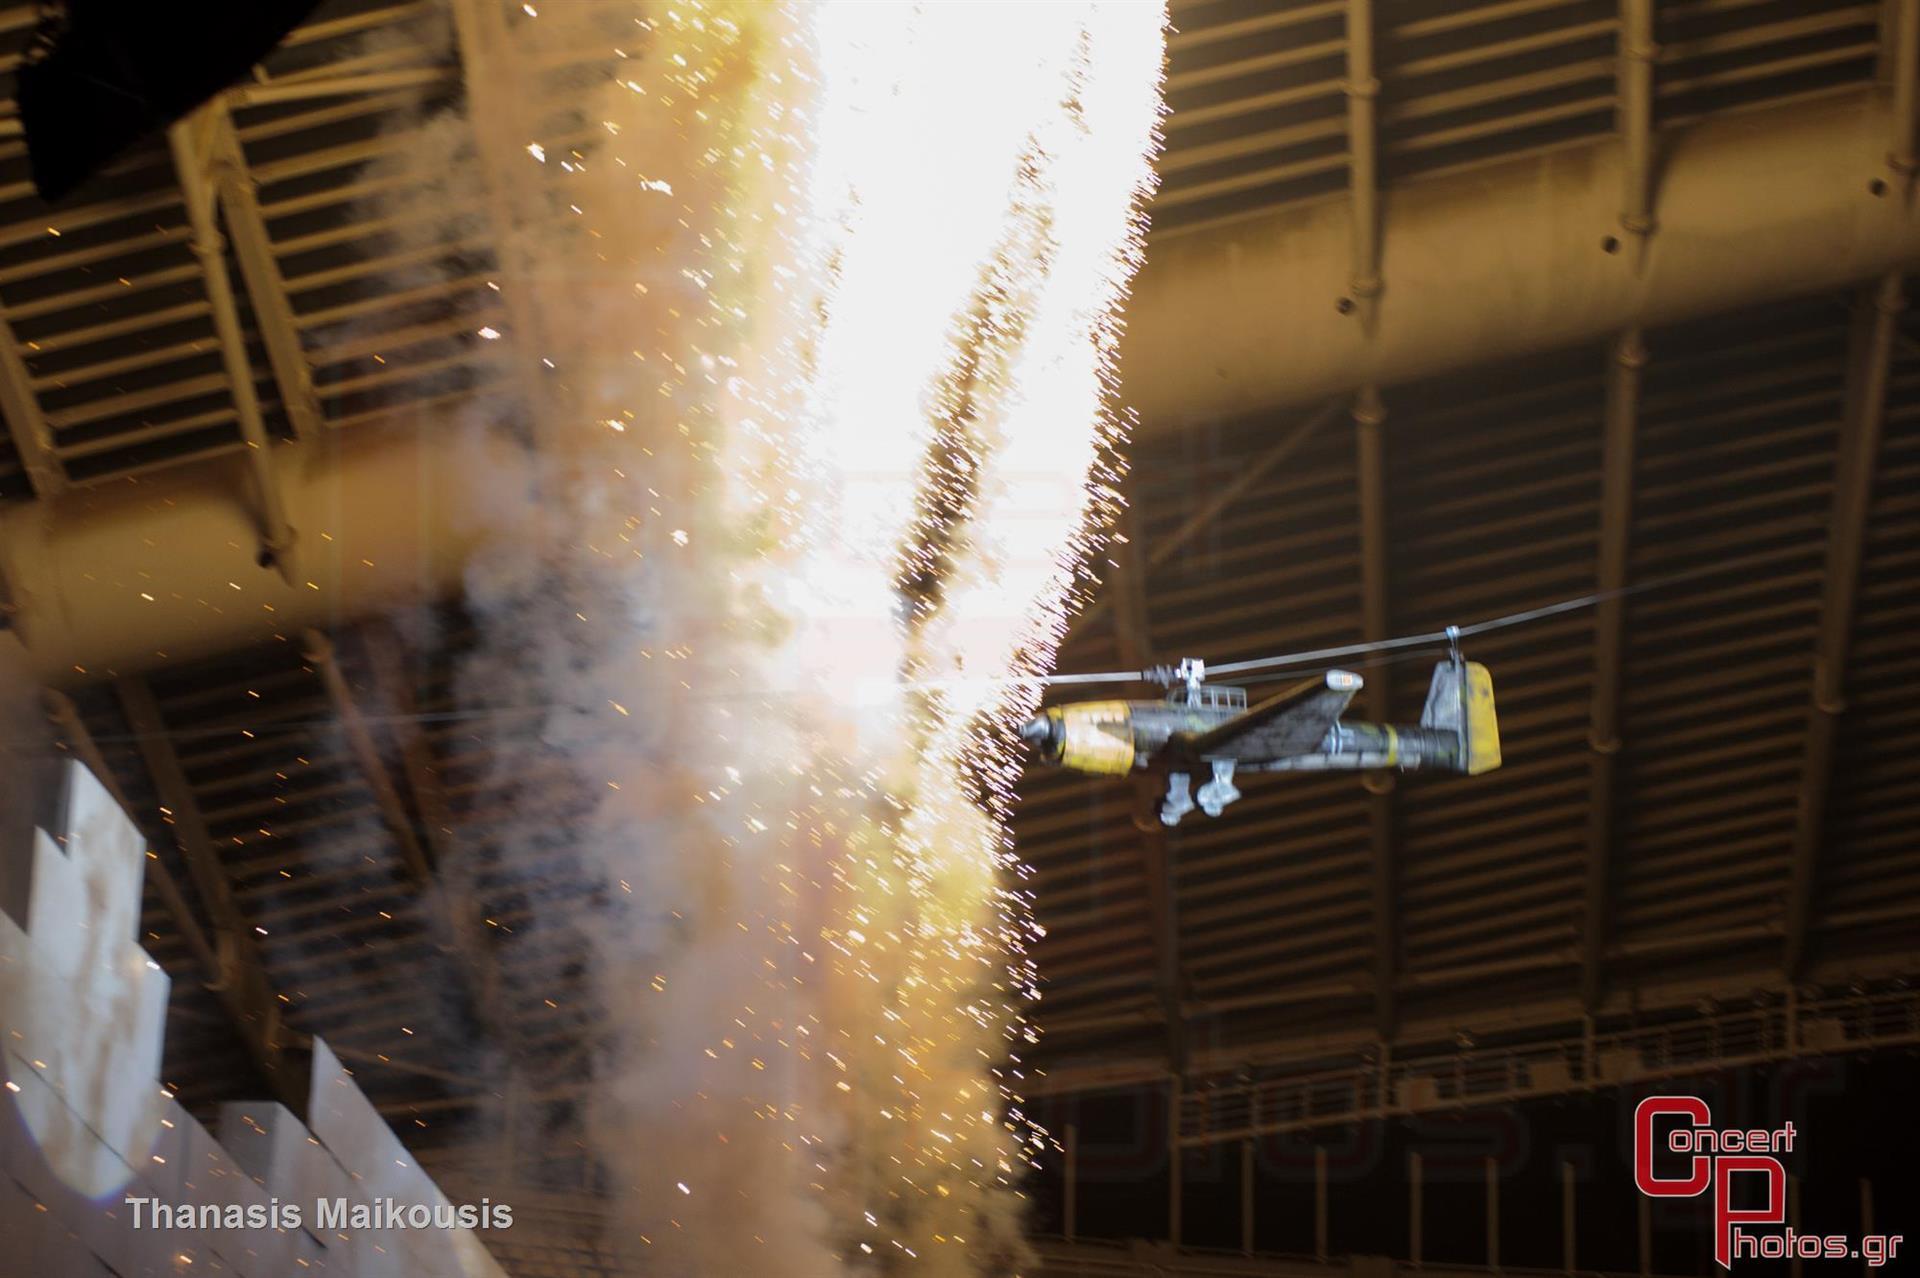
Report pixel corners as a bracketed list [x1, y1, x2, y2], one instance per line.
[1055, 701, 1138, 775]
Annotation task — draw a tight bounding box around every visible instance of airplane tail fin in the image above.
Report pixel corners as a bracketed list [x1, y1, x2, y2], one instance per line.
[1419, 659, 1502, 775]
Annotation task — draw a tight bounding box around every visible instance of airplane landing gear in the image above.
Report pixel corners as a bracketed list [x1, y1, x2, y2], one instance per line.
[1197, 760, 1240, 817]
[1159, 771, 1195, 826]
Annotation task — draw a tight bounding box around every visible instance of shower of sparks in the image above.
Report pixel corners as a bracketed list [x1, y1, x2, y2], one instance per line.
[461, 1, 1164, 1272]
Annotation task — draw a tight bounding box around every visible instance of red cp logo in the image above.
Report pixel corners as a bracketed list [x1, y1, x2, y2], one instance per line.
[1635, 1096, 1712, 1197]
[1634, 1096, 1786, 1269]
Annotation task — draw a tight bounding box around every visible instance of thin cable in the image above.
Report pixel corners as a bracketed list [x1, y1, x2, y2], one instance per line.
[1015, 555, 1757, 688]
[1226, 644, 1448, 689]
[2, 548, 1789, 755]
[1204, 629, 1447, 678]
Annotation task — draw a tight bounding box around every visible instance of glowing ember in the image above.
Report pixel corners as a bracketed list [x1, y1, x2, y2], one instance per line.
[452, 1, 1164, 1271]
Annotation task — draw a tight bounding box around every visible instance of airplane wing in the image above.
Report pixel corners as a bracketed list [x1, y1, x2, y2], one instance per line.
[1172, 670, 1362, 765]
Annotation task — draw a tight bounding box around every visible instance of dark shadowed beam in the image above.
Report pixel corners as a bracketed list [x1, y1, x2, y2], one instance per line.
[1074, 401, 1339, 638]
[1583, 0, 1660, 1007]
[1784, 273, 1903, 980]
[1347, 0, 1392, 1040]
[115, 676, 308, 1111]
[1108, 500, 1188, 1072]
[304, 628, 434, 885]
[1582, 330, 1646, 1010]
[0, 312, 63, 497]
[1152, 403, 1341, 564]
[359, 622, 508, 1021]
[360, 622, 459, 866]
[1354, 386, 1396, 1037]
[1343, 0, 1382, 334]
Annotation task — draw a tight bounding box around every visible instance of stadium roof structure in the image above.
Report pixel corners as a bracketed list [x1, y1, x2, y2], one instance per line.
[0, 0, 1916, 1210]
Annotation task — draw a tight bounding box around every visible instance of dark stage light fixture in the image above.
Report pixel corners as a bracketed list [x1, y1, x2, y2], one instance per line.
[17, 0, 326, 202]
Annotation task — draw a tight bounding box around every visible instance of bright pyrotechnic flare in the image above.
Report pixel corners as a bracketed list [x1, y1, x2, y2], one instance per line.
[446, 1, 1164, 1272]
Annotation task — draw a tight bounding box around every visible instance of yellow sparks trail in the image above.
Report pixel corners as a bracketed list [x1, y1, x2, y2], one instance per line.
[454, 2, 1164, 1271]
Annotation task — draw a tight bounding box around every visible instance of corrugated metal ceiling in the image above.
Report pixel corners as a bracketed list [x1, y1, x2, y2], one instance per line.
[0, 0, 1910, 1181]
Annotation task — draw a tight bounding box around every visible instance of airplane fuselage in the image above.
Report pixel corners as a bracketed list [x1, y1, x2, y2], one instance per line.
[1018, 662, 1501, 826]
[1021, 698, 1238, 775]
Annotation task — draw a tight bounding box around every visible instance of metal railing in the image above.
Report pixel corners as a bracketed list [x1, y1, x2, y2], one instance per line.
[1181, 986, 1920, 1147]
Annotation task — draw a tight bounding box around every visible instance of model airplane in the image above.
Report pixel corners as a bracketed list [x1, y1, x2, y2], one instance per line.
[1018, 650, 1501, 826]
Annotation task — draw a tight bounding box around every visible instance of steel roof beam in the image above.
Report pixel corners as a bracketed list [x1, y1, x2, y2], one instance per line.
[1123, 88, 1920, 432]
[359, 621, 509, 1021]
[165, 117, 296, 579]
[0, 311, 63, 497]
[225, 67, 455, 109]
[1163, 996, 1920, 1151]
[9, 92, 1920, 680]
[1032, 946, 1920, 1100]
[360, 623, 458, 866]
[1343, 0, 1383, 334]
[0, 419, 527, 684]
[116, 675, 308, 1111]
[200, 103, 325, 442]
[1618, 0, 1658, 264]
[325, 1042, 484, 1089]
[1887, 0, 1919, 180]
[1355, 386, 1397, 1038]
[1784, 273, 1903, 980]
[1073, 401, 1337, 638]
[1582, 330, 1645, 1010]
[1108, 502, 1188, 1073]
[303, 629, 433, 884]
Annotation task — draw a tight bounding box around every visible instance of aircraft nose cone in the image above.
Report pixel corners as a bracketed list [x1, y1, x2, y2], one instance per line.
[1020, 712, 1062, 761]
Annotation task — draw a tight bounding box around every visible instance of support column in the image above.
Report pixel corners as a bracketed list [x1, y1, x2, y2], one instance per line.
[1488, 1156, 1501, 1271]
[1886, 0, 1918, 179]
[1343, 0, 1383, 332]
[1241, 1139, 1255, 1255]
[1584, 329, 1646, 1009]
[1316, 1145, 1329, 1261]
[1356, 387, 1397, 1035]
[1562, 1161, 1577, 1275]
[1168, 1078, 1184, 1246]
[1618, 0, 1659, 262]
[1112, 501, 1187, 1070]
[1785, 274, 1903, 978]
[1410, 1150, 1423, 1268]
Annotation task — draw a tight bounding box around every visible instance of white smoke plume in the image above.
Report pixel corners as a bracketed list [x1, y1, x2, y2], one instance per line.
[428, 2, 1165, 1272]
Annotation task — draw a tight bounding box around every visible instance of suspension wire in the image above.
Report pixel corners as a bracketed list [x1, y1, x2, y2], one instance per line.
[1225, 644, 1449, 689]
[0, 551, 1774, 755]
[1017, 555, 1751, 689]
